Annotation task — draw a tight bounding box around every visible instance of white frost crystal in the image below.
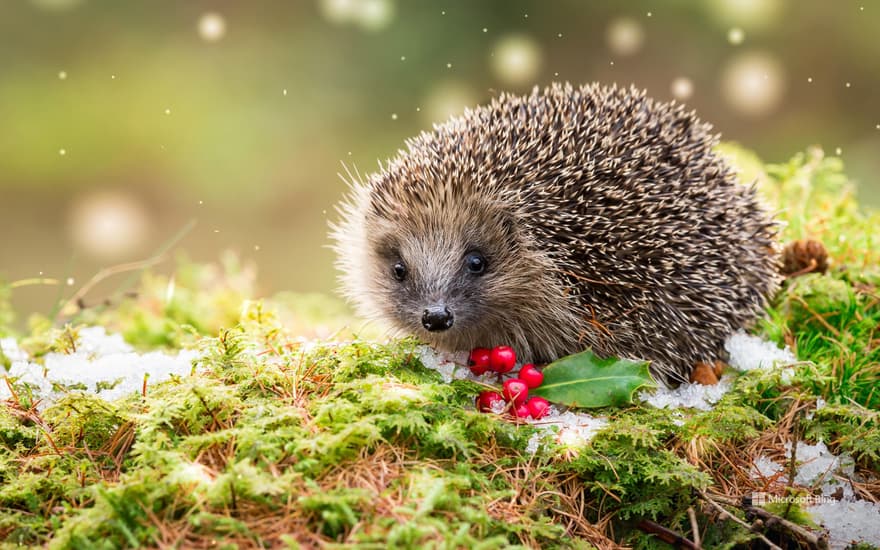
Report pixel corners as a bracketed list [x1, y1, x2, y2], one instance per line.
[415, 345, 470, 383]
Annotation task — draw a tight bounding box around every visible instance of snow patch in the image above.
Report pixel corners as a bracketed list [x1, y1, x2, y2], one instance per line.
[526, 410, 608, 455]
[749, 441, 877, 548]
[640, 375, 734, 410]
[787, 440, 853, 487]
[751, 455, 784, 480]
[725, 330, 797, 372]
[0, 327, 198, 407]
[416, 345, 470, 383]
[810, 500, 880, 549]
[639, 332, 798, 410]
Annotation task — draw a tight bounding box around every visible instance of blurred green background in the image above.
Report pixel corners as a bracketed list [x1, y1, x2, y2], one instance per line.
[2, 0, 878, 317]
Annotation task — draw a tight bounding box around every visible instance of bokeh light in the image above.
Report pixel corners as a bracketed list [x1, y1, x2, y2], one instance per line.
[491, 34, 542, 86]
[319, 0, 358, 24]
[319, 0, 394, 30]
[721, 51, 785, 116]
[423, 81, 478, 125]
[357, 0, 394, 31]
[197, 13, 226, 42]
[671, 77, 694, 101]
[30, 0, 83, 12]
[709, 0, 782, 29]
[68, 191, 151, 260]
[727, 27, 745, 45]
[606, 17, 644, 56]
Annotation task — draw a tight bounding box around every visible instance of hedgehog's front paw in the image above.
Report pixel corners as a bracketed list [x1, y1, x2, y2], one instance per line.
[690, 360, 726, 385]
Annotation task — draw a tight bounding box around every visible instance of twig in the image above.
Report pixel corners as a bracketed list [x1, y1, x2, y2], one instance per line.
[687, 506, 701, 549]
[698, 490, 782, 550]
[784, 258, 819, 279]
[746, 506, 829, 549]
[785, 411, 803, 519]
[637, 519, 699, 549]
[53, 219, 196, 319]
[789, 295, 841, 337]
[57, 255, 166, 317]
[2, 376, 19, 405]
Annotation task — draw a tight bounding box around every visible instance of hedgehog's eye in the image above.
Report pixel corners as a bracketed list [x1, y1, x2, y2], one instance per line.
[465, 251, 487, 275]
[392, 260, 407, 281]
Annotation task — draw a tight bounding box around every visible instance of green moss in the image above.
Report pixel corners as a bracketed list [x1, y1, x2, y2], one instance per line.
[0, 408, 39, 451]
[804, 404, 880, 468]
[568, 410, 710, 527]
[761, 273, 880, 408]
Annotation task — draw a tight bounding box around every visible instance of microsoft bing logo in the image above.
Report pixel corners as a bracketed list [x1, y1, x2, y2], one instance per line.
[746, 492, 835, 506]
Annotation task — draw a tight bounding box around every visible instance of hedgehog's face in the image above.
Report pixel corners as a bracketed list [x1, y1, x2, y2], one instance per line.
[358, 194, 541, 353]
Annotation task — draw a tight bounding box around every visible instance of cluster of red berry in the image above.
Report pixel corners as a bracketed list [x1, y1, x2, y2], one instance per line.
[469, 346, 551, 420]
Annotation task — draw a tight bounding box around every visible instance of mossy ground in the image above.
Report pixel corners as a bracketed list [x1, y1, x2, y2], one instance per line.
[1, 147, 878, 549]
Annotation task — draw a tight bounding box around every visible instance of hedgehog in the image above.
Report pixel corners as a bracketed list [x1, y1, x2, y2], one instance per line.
[331, 82, 779, 385]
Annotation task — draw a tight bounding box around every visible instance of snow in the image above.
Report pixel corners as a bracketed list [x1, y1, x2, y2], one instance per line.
[751, 455, 783, 479]
[525, 410, 608, 455]
[787, 440, 854, 488]
[725, 330, 797, 373]
[748, 441, 879, 548]
[638, 332, 797, 410]
[810, 500, 880, 549]
[0, 326, 198, 407]
[414, 345, 474, 383]
[639, 375, 734, 411]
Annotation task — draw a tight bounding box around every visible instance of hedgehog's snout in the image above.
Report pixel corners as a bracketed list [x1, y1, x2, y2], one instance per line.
[422, 305, 454, 332]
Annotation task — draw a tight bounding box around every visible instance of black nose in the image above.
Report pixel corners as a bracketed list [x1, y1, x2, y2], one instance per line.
[422, 306, 454, 332]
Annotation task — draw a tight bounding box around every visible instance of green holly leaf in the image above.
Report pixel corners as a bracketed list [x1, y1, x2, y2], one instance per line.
[530, 349, 656, 408]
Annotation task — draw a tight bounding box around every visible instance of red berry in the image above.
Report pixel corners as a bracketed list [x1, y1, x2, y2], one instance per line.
[490, 346, 516, 373]
[468, 347, 491, 375]
[502, 378, 529, 405]
[476, 391, 504, 413]
[518, 364, 544, 389]
[513, 402, 532, 419]
[526, 397, 551, 419]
